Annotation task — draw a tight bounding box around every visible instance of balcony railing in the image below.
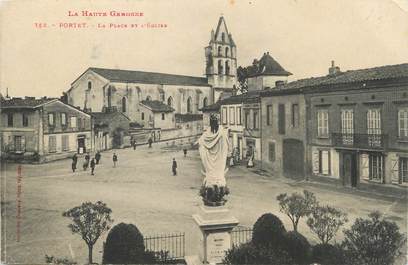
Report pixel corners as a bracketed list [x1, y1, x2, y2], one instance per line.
[331, 133, 388, 150]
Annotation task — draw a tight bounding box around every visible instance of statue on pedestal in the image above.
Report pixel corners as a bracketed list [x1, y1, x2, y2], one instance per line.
[198, 114, 230, 206]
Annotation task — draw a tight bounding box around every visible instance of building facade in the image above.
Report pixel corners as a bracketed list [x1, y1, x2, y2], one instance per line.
[1, 97, 92, 162]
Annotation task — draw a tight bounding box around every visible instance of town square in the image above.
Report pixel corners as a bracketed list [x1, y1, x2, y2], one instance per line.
[1, 0, 408, 264]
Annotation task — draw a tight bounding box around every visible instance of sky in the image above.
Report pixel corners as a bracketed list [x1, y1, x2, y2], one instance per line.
[1, 0, 408, 98]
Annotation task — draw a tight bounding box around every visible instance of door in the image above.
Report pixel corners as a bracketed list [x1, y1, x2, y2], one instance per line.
[77, 137, 85, 154]
[342, 152, 357, 187]
[282, 139, 304, 178]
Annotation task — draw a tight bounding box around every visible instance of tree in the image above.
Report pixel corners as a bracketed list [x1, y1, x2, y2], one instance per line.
[306, 205, 347, 244]
[63, 201, 113, 264]
[103, 223, 155, 264]
[342, 211, 406, 265]
[277, 190, 317, 232]
[236, 66, 248, 94]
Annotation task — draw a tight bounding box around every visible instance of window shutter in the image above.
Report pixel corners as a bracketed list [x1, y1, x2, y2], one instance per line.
[390, 158, 399, 184]
[360, 153, 369, 180]
[322, 151, 330, 175]
[312, 150, 320, 174]
[21, 136, 26, 152]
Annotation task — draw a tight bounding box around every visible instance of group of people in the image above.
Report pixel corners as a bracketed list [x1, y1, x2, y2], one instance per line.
[71, 151, 119, 175]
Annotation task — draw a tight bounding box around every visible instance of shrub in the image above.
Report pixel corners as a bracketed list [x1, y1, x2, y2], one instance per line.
[311, 243, 346, 265]
[102, 223, 155, 264]
[342, 211, 406, 265]
[45, 255, 77, 265]
[307, 205, 347, 244]
[223, 242, 294, 265]
[277, 190, 318, 232]
[199, 185, 230, 206]
[283, 231, 311, 264]
[252, 213, 286, 248]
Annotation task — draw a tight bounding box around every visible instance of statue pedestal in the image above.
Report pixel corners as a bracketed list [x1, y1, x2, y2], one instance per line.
[193, 205, 239, 264]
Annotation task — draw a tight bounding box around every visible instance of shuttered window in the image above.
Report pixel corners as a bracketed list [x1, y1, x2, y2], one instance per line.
[400, 157, 408, 183]
[319, 150, 330, 175]
[70, 117, 77, 128]
[266, 105, 273, 126]
[269, 142, 275, 162]
[253, 111, 259, 129]
[278, 104, 285, 135]
[317, 109, 329, 137]
[244, 111, 250, 129]
[23, 114, 29, 127]
[61, 113, 67, 126]
[229, 107, 235, 125]
[7, 113, 13, 127]
[62, 135, 69, 151]
[292, 104, 299, 127]
[49, 136, 57, 153]
[398, 108, 408, 138]
[367, 109, 381, 146]
[369, 154, 384, 182]
[222, 107, 228, 125]
[236, 107, 242, 125]
[48, 113, 55, 126]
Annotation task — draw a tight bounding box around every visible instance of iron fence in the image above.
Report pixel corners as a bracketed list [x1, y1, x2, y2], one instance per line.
[144, 232, 185, 261]
[231, 226, 253, 247]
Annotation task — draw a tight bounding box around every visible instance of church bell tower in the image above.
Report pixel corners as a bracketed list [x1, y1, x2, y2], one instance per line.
[205, 16, 237, 101]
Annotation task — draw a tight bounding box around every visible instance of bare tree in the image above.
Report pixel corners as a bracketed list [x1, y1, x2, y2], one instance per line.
[63, 201, 113, 264]
[277, 190, 317, 232]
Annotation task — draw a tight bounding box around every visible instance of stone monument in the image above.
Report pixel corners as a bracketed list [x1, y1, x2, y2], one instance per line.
[192, 115, 239, 264]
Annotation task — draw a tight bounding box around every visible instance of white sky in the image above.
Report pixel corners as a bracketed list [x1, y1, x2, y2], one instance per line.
[1, 0, 407, 97]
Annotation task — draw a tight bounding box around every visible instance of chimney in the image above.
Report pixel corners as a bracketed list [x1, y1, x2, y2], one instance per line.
[329, 60, 341, 76]
[275, 80, 285, 89]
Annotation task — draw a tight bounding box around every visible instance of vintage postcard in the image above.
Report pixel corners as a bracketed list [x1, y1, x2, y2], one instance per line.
[1, 0, 407, 264]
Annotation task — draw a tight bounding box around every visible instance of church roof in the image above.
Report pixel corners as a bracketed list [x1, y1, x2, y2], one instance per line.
[140, 100, 175, 113]
[244, 52, 292, 77]
[78, 67, 210, 87]
[213, 16, 236, 47]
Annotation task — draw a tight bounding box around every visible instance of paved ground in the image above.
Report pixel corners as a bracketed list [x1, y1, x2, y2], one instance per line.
[1, 145, 407, 264]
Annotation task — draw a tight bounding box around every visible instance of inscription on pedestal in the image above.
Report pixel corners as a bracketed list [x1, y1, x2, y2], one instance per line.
[206, 232, 231, 264]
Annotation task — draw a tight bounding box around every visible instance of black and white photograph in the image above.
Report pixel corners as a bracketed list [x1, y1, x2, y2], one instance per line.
[0, 0, 407, 264]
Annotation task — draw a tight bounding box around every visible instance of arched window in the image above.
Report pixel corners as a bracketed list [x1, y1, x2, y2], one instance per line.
[218, 60, 223, 75]
[187, 97, 192, 113]
[167, 96, 173, 107]
[87, 81, 92, 90]
[218, 46, 222, 56]
[225, 61, 230, 75]
[121, 97, 127, 112]
[203, 97, 208, 108]
[146, 95, 152, 101]
[221, 33, 225, 42]
[225, 47, 229, 57]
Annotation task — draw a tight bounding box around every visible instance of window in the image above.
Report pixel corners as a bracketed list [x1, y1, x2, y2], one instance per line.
[218, 46, 222, 56]
[203, 97, 208, 108]
[87, 81, 92, 90]
[167, 96, 173, 107]
[400, 157, 408, 183]
[187, 97, 192, 113]
[268, 142, 275, 162]
[229, 107, 235, 125]
[222, 107, 228, 125]
[292, 104, 299, 127]
[317, 109, 329, 138]
[369, 153, 384, 182]
[367, 109, 381, 147]
[61, 113, 67, 126]
[49, 135, 57, 153]
[225, 61, 230, 75]
[48, 113, 55, 126]
[236, 107, 242, 125]
[14, 136, 24, 152]
[70, 116, 77, 128]
[141, 112, 145, 120]
[22, 114, 29, 127]
[218, 60, 223, 75]
[278, 104, 285, 134]
[341, 109, 354, 144]
[318, 150, 331, 175]
[62, 135, 69, 151]
[266, 105, 273, 126]
[398, 108, 408, 138]
[161, 113, 165, 120]
[122, 97, 127, 112]
[78, 118, 82, 130]
[244, 111, 250, 128]
[253, 111, 259, 129]
[225, 47, 229, 57]
[7, 113, 13, 127]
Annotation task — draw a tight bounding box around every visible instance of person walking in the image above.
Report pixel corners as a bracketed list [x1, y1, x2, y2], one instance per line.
[95, 151, 101, 164]
[148, 137, 153, 148]
[90, 158, 96, 175]
[172, 158, 177, 176]
[183, 148, 187, 157]
[132, 139, 137, 150]
[72, 153, 78, 172]
[113, 153, 118, 168]
[83, 153, 90, 171]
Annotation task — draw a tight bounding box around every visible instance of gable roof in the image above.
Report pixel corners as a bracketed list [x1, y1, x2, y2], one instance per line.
[1, 97, 57, 109]
[140, 100, 175, 113]
[244, 53, 292, 78]
[91, 111, 130, 123]
[261, 63, 408, 97]
[82, 67, 209, 87]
